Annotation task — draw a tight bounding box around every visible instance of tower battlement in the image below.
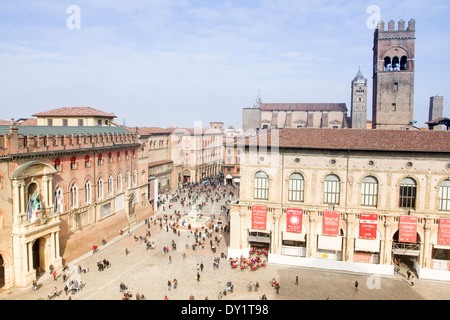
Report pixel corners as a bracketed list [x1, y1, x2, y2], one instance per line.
[377, 19, 415, 32]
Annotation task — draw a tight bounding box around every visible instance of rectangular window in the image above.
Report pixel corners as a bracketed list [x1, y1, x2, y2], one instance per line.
[361, 182, 378, 207]
[399, 185, 417, 209]
[78, 119, 84, 126]
[439, 185, 450, 211]
[289, 179, 304, 202]
[324, 181, 340, 205]
[63, 119, 68, 126]
[47, 119, 53, 126]
[254, 177, 269, 200]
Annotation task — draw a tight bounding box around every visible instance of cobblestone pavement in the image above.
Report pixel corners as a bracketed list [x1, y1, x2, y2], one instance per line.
[1, 187, 450, 301]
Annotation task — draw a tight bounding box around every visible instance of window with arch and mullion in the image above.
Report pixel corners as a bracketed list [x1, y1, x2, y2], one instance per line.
[361, 176, 379, 207]
[324, 174, 341, 205]
[399, 177, 417, 209]
[70, 183, 78, 209]
[439, 179, 450, 211]
[288, 173, 305, 202]
[254, 171, 269, 200]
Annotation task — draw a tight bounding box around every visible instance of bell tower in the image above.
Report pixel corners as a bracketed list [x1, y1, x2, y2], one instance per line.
[351, 68, 368, 129]
[372, 19, 416, 130]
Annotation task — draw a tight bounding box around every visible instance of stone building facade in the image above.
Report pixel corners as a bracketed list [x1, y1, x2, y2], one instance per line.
[229, 128, 450, 280]
[0, 123, 150, 288]
[169, 125, 223, 185]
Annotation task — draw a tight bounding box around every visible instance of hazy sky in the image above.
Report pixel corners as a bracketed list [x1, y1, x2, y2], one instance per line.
[0, 0, 449, 129]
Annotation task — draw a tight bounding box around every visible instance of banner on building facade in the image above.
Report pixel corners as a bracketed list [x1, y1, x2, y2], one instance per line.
[438, 218, 450, 246]
[251, 205, 267, 230]
[322, 210, 340, 236]
[286, 208, 303, 233]
[359, 213, 378, 240]
[399, 216, 418, 243]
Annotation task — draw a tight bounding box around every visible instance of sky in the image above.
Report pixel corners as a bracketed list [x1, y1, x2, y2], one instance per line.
[0, 0, 449, 129]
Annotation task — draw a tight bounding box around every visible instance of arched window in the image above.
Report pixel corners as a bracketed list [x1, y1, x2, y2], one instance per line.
[400, 56, 408, 70]
[133, 169, 137, 187]
[399, 177, 417, 209]
[85, 181, 91, 205]
[439, 179, 450, 211]
[384, 57, 392, 71]
[324, 174, 340, 205]
[392, 56, 400, 71]
[288, 173, 305, 202]
[85, 155, 90, 168]
[126, 171, 130, 190]
[108, 175, 114, 197]
[70, 183, 78, 209]
[54, 187, 63, 213]
[97, 178, 103, 201]
[117, 173, 123, 193]
[254, 171, 269, 200]
[361, 176, 378, 207]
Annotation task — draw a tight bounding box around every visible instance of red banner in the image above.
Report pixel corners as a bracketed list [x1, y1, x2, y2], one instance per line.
[359, 213, 378, 239]
[322, 210, 340, 236]
[286, 208, 303, 233]
[399, 216, 418, 243]
[251, 205, 267, 230]
[438, 218, 450, 246]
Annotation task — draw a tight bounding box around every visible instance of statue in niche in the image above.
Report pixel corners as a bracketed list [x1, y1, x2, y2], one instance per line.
[27, 190, 43, 222]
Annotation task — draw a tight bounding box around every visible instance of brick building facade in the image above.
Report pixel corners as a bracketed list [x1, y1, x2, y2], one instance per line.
[0, 123, 151, 288]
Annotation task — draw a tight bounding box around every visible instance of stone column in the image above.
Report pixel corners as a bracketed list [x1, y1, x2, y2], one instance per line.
[383, 220, 393, 265]
[239, 210, 247, 250]
[423, 222, 433, 269]
[273, 210, 282, 255]
[50, 232, 56, 262]
[27, 242, 32, 273]
[308, 214, 320, 258]
[345, 215, 357, 262]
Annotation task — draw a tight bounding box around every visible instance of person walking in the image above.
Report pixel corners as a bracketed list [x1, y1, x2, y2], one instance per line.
[168, 280, 172, 291]
[255, 281, 259, 292]
[354, 281, 359, 292]
[295, 276, 299, 285]
[275, 282, 280, 294]
[196, 272, 200, 282]
[168, 255, 172, 264]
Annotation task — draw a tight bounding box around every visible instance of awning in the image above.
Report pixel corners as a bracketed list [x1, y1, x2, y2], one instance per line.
[283, 231, 306, 242]
[318, 235, 342, 251]
[354, 238, 380, 253]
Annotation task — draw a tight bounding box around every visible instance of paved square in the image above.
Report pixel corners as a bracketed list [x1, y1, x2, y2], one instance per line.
[1, 185, 450, 300]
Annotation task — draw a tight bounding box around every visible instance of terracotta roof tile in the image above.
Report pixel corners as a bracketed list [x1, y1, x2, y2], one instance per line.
[247, 128, 450, 153]
[32, 107, 116, 118]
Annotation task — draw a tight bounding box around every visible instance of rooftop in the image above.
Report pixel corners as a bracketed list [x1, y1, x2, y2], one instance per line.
[259, 103, 348, 113]
[32, 107, 117, 119]
[0, 125, 131, 136]
[247, 128, 450, 153]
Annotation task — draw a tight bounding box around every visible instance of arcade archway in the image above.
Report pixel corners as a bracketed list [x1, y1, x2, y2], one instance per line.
[392, 230, 421, 278]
